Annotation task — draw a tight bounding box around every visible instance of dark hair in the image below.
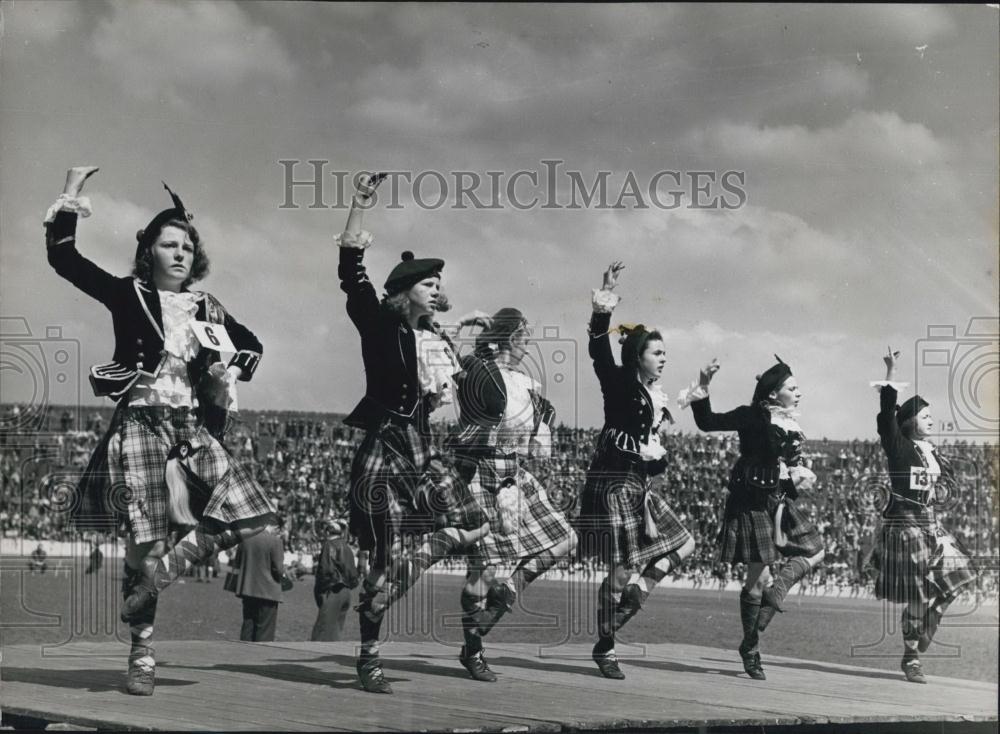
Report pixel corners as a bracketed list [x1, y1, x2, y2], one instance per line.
[132, 219, 210, 288]
[621, 329, 664, 370]
[898, 415, 918, 440]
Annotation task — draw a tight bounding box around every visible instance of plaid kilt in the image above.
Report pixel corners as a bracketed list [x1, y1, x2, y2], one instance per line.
[464, 453, 574, 565]
[577, 465, 692, 569]
[717, 486, 823, 565]
[348, 420, 484, 569]
[874, 520, 977, 604]
[70, 403, 127, 534]
[103, 407, 273, 544]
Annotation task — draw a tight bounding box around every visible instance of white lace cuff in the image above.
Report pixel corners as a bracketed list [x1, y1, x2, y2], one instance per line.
[676, 381, 709, 410]
[870, 380, 909, 392]
[334, 229, 374, 249]
[44, 195, 93, 225]
[591, 289, 620, 313]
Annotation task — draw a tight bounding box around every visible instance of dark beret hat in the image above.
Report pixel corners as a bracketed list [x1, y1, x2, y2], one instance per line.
[383, 250, 444, 295]
[896, 395, 930, 427]
[752, 355, 793, 404]
[134, 182, 194, 261]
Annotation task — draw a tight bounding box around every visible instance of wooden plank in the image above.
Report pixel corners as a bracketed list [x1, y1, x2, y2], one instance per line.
[2, 641, 996, 731]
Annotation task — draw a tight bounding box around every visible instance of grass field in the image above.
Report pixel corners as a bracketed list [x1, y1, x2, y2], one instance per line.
[2, 560, 997, 685]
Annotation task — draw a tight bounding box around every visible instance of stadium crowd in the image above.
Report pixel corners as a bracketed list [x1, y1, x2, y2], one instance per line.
[2, 405, 997, 600]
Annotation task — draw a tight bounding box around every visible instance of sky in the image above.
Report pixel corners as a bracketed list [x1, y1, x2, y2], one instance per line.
[1, 2, 997, 440]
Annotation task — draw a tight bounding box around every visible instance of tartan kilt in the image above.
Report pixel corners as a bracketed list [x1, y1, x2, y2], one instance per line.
[874, 521, 977, 604]
[69, 403, 128, 534]
[348, 420, 485, 569]
[577, 466, 692, 569]
[98, 406, 274, 544]
[465, 454, 574, 565]
[717, 487, 823, 565]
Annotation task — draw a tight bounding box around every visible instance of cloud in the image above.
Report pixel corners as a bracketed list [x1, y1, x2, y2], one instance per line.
[90, 0, 295, 105]
[684, 111, 948, 171]
[3, 0, 81, 43]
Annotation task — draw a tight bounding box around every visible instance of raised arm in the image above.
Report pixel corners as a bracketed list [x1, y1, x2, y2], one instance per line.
[688, 359, 753, 432]
[44, 167, 122, 308]
[588, 261, 624, 385]
[336, 173, 387, 331]
[876, 347, 905, 456]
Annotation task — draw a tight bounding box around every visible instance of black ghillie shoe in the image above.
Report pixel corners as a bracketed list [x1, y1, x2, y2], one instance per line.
[901, 657, 927, 684]
[739, 645, 766, 681]
[591, 643, 626, 680]
[357, 655, 393, 694]
[125, 653, 155, 696]
[459, 646, 497, 682]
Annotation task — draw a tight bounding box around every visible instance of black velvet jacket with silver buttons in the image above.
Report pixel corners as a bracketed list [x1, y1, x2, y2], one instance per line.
[338, 247, 423, 430]
[588, 310, 671, 475]
[45, 210, 262, 401]
[690, 396, 801, 498]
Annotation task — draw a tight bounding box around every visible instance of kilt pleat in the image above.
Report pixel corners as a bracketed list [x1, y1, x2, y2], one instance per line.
[103, 407, 273, 544]
[717, 486, 822, 565]
[348, 420, 484, 567]
[577, 467, 692, 569]
[467, 455, 574, 565]
[874, 521, 977, 604]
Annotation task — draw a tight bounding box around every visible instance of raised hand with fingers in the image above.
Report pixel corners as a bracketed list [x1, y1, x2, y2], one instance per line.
[883, 346, 901, 381]
[700, 358, 721, 388]
[602, 261, 625, 291]
[64, 166, 100, 197]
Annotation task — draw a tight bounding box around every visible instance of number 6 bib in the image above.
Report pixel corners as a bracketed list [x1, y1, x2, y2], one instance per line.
[190, 321, 237, 353]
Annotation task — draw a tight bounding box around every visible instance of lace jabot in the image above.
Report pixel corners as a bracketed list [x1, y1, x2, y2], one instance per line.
[414, 329, 461, 406]
[128, 290, 200, 408]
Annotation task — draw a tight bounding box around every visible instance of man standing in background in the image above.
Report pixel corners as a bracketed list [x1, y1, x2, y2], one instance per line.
[231, 527, 287, 642]
[311, 519, 359, 641]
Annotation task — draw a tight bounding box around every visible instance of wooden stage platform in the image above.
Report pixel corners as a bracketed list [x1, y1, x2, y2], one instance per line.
[1, 640, 996, 732]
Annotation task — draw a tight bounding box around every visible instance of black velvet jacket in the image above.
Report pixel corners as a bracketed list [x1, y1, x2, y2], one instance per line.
[45, 211, 262, 402]
[588, 310, 672, 474]
[877, 385, 952, 521]
[338, 246, 423, 430]
[691, 396, 802, 498]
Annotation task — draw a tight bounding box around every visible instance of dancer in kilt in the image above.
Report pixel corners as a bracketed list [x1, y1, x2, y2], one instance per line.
[448, 308, 577, 681]
[337, 173, 490, 694]
[872, 348, 977, 684]
[681, 355, 824, 680]
[576, 262, 696, 680]
[45, 167, 276, 696]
